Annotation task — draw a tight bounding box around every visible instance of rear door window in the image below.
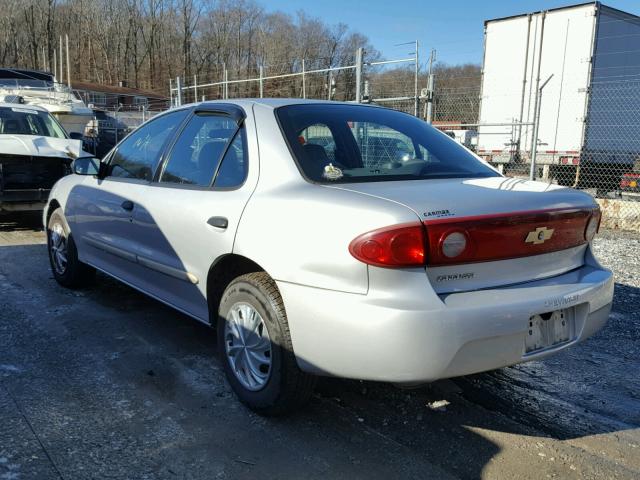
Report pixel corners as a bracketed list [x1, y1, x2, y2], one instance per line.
[160, 113, 240, 187]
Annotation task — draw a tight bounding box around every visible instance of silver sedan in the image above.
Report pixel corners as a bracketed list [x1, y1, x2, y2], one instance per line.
[43, 99, 613, 415]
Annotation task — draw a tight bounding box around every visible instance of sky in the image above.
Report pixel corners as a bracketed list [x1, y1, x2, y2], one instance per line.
[265, 0, 640, 65]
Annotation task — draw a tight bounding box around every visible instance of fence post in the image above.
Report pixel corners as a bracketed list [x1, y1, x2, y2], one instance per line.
[222, 63, 226, 99]
[426, 49, 436, 123]
[194, 74, 197, 103]
[224, 67, 229, 99]
[529, 74, 554, 181]
[414, 40, 419, 116]
[426, 74, 435, 123]
[169, 77, 173, 107]
[66, 34, 72, 90]
[302, 59, 306, 99]
[114, 110, 119, 145]
[176, 76, 183, 106]
[259, 65, 264, 98]
[355, 47, 364, 103]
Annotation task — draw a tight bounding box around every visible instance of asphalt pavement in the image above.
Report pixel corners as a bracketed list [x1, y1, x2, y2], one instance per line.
[0, 212, 638, 479]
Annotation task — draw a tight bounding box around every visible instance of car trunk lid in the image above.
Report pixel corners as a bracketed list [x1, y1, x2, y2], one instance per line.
[329, 176, 599, 293]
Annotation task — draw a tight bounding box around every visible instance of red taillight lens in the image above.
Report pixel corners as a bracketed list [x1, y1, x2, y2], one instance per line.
[425, 208, 596, 266]
[349, 224, 426, 268]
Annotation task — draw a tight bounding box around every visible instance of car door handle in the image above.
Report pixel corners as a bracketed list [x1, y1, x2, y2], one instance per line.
[121, 200, 134, 211]
[207, 216, 228, 229]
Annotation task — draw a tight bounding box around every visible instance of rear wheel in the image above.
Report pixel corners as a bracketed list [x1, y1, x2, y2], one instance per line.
[217, 272, 315, 415]
[47, 207, 95, 288]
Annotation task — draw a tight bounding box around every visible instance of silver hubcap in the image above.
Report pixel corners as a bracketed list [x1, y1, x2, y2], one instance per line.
[224, 302, 272, 391]
[49, 223, 68, 275]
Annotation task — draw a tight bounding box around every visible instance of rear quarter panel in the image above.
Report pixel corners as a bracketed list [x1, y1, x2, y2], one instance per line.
[234, 103, 420, 294]
[234, 183, 420, 294]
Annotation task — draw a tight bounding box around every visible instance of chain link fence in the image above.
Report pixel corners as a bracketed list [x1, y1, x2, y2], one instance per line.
[171, 46, 419, 113]
[82, 108, 163, 158]
[428, 71, 640, 230]
[163, 45, 640, 231]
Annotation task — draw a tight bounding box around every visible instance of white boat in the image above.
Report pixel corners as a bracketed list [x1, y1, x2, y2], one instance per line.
[0, 68, 93, 137]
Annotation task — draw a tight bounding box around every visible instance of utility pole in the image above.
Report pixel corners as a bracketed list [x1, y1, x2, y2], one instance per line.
[426, 48, 436, 123]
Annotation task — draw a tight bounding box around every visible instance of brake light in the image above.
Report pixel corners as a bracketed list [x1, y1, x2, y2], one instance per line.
[349, 223, 426, 268]
[351, 208, 597, 269]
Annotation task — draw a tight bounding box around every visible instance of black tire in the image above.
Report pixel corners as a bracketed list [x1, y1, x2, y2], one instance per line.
[217, 272, 316, 415]
[47, 207, 95, 288]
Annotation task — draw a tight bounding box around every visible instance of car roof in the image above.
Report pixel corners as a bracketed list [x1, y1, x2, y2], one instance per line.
[187, 98, 384, 111]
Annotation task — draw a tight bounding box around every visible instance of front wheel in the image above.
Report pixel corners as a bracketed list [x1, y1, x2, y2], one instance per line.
[217, 272, 316, 415]
[47, 207, 95, 288]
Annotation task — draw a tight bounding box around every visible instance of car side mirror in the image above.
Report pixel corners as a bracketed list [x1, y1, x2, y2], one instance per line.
[69, 132, 84, 140]
[72, 157, 100, 176]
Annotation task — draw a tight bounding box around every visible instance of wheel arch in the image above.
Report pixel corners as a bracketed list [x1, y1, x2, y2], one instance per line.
[45, 199, 62, 227]
[206, 253, 268, 326]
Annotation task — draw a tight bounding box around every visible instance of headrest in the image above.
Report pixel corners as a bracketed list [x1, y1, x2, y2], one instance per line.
[208, 128, 235, 140]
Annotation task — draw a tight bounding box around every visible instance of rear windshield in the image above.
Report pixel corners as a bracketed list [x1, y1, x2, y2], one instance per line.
[276, 104, 498, 183]
[0, 106, 67, 138]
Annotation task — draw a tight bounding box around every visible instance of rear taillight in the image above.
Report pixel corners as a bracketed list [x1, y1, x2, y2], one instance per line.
[425, 208, 595, 267]
[585, 209, 601, 242]
[351, 208, 598, 269]
[349, 223, 426, 268]
[440, 231, 470, 258]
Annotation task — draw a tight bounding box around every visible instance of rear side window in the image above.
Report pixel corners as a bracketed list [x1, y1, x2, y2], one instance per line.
[276, 104, 498, 183]
[214, 129, 247, 188]
[160, 113, 239, 187]
[109, 109, 188, 181]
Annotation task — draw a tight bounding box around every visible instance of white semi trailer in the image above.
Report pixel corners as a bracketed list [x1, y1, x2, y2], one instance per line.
[477, 2, 640, 193]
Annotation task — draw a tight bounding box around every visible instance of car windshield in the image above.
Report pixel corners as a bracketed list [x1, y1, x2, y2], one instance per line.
[276, 104, 498, 183]
[0, 106, 67, 138]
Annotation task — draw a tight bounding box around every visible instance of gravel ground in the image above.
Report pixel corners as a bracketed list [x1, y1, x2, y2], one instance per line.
[0, 213, 638, 479]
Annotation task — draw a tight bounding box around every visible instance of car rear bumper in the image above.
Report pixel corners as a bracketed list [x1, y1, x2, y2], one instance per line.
[278, 249, 613, 382]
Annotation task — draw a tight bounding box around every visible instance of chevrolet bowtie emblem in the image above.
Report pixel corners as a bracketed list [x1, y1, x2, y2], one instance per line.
[525, 226, 554, 245]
